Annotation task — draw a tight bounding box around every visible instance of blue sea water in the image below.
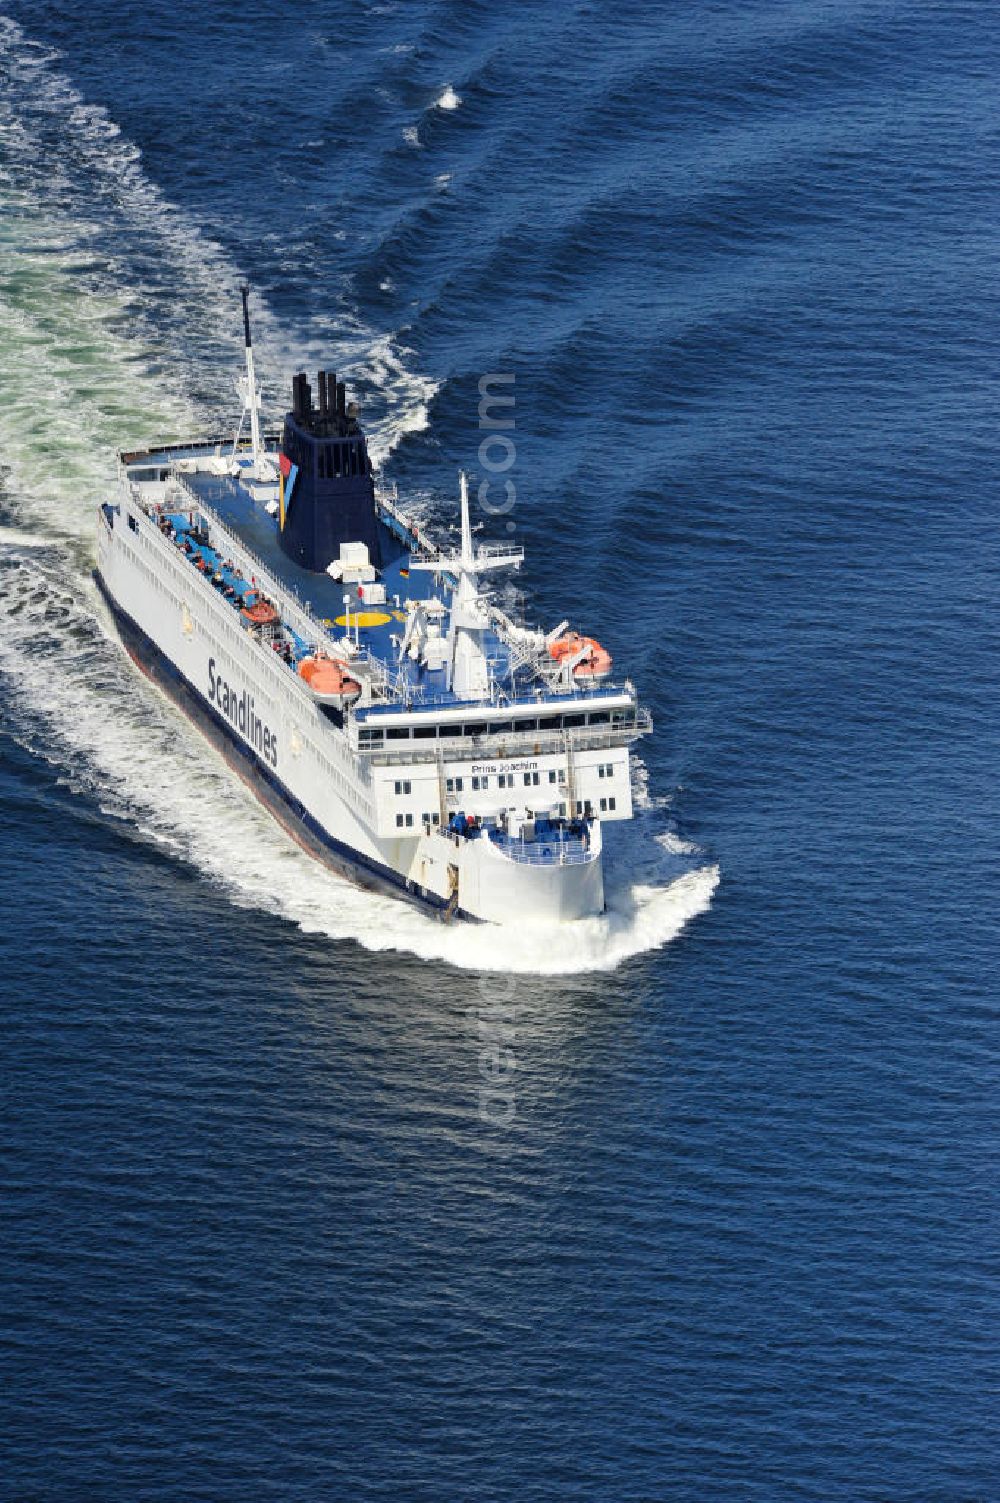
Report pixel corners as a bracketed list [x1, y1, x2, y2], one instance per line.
[2, 1, 999, 1498]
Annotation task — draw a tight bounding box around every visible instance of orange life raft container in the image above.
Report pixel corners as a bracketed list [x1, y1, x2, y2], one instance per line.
[241, 598, 280, 629]
[297, 654, 362, 708]
[548, 631, 613, 682]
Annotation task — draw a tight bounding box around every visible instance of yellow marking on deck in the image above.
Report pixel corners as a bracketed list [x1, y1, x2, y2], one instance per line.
[334, 610, 392, 629]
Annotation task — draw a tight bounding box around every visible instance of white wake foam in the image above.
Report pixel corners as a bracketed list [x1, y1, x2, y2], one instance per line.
[0, 525, 52, 549]
[435, 85, 462, 111]
[0, 13, 440, 453]
[656, 830, 699, 856]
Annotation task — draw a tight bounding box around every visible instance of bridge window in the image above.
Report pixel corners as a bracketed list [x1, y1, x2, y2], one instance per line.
[387, 727, 410, 740]
[488, 721, 513, 736]
[413, 725, 437, 739]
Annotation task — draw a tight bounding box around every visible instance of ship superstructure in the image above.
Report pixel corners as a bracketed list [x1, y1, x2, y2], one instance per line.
[95, 296, 651, 923]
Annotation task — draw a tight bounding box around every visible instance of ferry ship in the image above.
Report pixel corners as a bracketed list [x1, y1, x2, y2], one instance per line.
[95, 292, 651, 923]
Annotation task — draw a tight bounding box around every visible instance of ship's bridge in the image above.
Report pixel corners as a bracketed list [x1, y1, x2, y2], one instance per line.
[351, 692, 650, 761]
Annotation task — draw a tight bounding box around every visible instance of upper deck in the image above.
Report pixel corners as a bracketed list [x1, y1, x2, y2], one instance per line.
[121, 433, 648, 755]
[177, 459, 516, 705]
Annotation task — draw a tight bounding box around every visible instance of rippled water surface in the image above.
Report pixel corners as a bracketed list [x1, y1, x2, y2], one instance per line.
[2, 2, 998, 1498]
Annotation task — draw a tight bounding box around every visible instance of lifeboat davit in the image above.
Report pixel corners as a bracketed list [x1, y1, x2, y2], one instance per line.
[548, 631, 613, 683]
[241, 597, 280, 629]
[298, 654, 362, 710]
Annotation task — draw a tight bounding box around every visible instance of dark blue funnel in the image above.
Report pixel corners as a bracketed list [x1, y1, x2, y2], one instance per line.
[278, 371, 382, 572]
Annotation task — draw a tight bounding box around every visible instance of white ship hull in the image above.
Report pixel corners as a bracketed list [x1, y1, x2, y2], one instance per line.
[96, 492, 609, 925]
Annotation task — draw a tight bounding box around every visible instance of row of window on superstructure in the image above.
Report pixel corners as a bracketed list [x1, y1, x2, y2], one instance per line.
[359, 707, 628, 748]
[394, 811, 445, 831]
[444, 769, 570, 794]
[394, 800, 617, 831]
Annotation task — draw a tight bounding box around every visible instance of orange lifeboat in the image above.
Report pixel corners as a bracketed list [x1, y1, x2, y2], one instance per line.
[241, 597, 280, 630]
[548, 631, 613, 683]
[298, 654, 362, 710]
[548, 631, 583, 663]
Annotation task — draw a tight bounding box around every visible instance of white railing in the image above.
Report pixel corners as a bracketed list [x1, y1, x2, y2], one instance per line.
[374, 482, 436, 554]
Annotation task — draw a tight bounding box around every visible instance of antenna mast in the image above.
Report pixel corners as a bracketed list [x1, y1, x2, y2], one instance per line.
[408, 470, 524, 697]
[238, 283, 265, 474]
